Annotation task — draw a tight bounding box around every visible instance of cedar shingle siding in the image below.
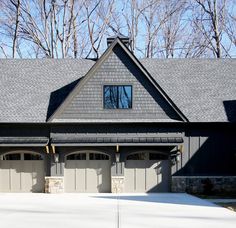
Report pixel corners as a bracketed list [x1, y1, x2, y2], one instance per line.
[57, 46, 181, 121]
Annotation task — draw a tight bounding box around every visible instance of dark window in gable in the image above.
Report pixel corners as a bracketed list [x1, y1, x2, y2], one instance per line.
[104, 85, 132, 109]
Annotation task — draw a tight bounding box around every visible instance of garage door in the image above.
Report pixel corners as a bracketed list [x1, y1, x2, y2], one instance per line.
[124, 152, 170, 192]
[64, 152, 111, 193]
[0, 152, 45, 192]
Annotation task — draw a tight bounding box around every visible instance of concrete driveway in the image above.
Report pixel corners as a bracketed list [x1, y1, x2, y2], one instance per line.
[0, 193, 235, 228]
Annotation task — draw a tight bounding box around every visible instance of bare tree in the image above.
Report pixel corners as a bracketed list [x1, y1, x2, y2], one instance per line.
[120, 0, 143, 54]
[0, 0, 235, 58]
[17, 0, 83, 58]
[11, 0, 21, 58]
[149, 0, 188, 58]
[193, 0, 228, 58]
[0, 0, 21, 58]
[68, 0, 78, 58]
[83, 0, 116, 58]
[225, 6, 236, 49]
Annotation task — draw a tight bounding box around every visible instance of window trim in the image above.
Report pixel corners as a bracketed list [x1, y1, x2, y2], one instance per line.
[103, 85, 133, 109]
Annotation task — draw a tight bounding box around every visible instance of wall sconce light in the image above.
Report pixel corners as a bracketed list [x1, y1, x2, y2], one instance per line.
[176, 151, 181, 163]
[115, 152, 120, 163]
[54, 153, 59, 163]
[115, 144, 120, 162]
[170, 150, 181, 165]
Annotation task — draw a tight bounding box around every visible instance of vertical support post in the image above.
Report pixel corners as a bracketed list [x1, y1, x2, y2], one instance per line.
[111, 145, 125, 193]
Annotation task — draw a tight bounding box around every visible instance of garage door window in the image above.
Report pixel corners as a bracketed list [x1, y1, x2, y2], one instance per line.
[127, 152, 146, 160]
[67, 153, 86, 160]
[2, 153, 21, 160]
[24, 153, 43, 160]
[89, 153, 109, 160]
[149, 153, 168, 160]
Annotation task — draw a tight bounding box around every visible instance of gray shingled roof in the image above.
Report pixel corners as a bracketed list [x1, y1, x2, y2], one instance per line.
[141, 59, 236, 122]
[0, 58, 235, 123]
[0, 59, 94, 122]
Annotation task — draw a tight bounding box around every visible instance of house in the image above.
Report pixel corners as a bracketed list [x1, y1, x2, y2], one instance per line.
[0, 36, 236, 194]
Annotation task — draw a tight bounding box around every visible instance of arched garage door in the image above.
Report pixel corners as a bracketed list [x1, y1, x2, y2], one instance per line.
[124, 152, 170, 192]
[0, 151, 45, 192]
[64, 151, 111, 193]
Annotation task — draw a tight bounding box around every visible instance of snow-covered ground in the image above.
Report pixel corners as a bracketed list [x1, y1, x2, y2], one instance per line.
[0, 193, 235, 228]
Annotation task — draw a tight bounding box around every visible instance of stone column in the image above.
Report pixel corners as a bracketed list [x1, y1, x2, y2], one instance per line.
[45, 176, 64, 193]
[111, 176, 125, 193]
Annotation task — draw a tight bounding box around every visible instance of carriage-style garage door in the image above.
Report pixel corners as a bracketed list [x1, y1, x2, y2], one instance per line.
[0, 152, 45, 192]
[64, 152, 111, 193]
[124, 152, 170, 192]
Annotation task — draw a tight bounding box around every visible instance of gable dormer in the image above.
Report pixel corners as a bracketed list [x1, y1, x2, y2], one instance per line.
[49, 36, 187, 122]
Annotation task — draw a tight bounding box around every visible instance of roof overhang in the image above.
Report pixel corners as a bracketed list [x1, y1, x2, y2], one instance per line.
[0, 137, 49, 147]
[51, 136, 183, 146]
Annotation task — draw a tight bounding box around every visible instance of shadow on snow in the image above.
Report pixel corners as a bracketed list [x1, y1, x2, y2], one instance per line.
[91, 193, 218, 207]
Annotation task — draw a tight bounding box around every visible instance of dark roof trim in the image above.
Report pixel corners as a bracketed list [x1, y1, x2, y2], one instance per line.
[51, 136, 183, 146]
[48, 37, 188, 122]
[0, 137, 49, 147]
[52, 143, 183, 147]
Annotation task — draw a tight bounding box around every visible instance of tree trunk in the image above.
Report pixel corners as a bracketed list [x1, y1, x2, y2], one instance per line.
[212, 0, 221, 58]
[12, 0, 21, 58]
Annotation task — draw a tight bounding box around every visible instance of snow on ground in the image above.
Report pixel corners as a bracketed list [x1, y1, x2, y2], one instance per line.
[0, 193, 235, 228]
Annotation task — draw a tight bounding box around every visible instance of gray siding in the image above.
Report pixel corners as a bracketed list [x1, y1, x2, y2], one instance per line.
[0, 125, 49, 137]
[1, 123, 235, 177]
[56, 45, 181, 121]
[174, 128, 236, 176]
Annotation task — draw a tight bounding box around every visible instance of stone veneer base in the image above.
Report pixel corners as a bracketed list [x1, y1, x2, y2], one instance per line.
[111, 176, 125, 193]
[172, 176, 236, 194]
[45, 176, 64, 193]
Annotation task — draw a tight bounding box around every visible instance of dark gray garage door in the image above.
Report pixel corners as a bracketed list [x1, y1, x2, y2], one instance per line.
[0, 151, 45, 192]
[64, 151, 111, 193]
[124, 152, 170, 192]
